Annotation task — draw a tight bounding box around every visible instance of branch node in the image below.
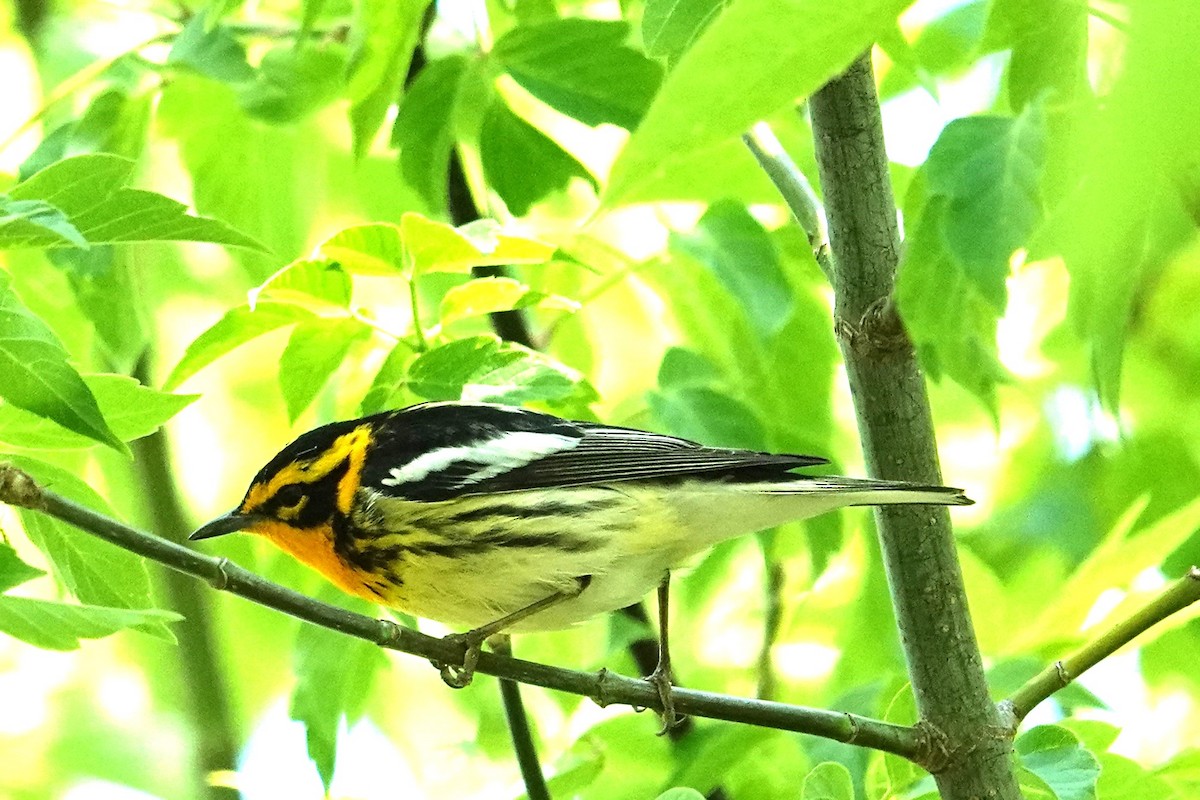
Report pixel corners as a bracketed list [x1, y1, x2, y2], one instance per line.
[834, 296, 911, 358]
[843, 712, 861, 743]
[0, 464, 45, 510]
[593, 668, 614, 708]
[914, 720, 952, 774]
[995, 700, 1019, 735]
[210, 558, 231, 591]
[1054, 660, 1072, 687]
[1188, 565, 1200, 582]
[377, 618, 402, 648]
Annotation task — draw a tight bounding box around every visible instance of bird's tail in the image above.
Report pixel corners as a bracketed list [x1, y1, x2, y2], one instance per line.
[753, 475, 973, 506]
[667, 475, 972, 548]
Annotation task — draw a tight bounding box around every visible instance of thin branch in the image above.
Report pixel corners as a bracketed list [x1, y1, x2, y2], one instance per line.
[0, 463, 925, 763]
[492, 636, 550, 800]
[130, 358, 239, 800]
[755, 532, 783, 702]
[0, 31, 174, 155]
[741, 122, 834, 281]
[809, 54, 1021, 797]
[1002, 567, 1200, 725]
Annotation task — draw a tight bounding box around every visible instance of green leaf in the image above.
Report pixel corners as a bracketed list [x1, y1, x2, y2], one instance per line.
[346, 0, 430, 158]
[290, 591, 387, 790]
[298, 0, 328, 39]
[643, 0, 727, 63]
[64, 248, 150, 374]
[0, 543, 45, 593]
[0, 198, 88, 248]
[20, 88, 152, 179]
[493, 19, 662, 129]
[400, 213, 555, 277]
[605, 0, 914, 205]
[986, 0, 1088, 112]
[802, 761, 855, 800]
[0, 271, 125, 453]
[249, 258, 353, 311]
[895, 190, 1007, 418]
[157, 75, 318, 277]
[1015, 495, 1200, 652]
[655, 790, 706, 800]
[278, 318, 371, 423]
[240, 45, 347, 123]
[1015, 726, 1100, 800]
[407, 336, 586, 405]
[3, 154, 267, 252]
[439, 276, 578, 326]
[0, 596, 181, 651]
[1043, 2, 1200, 411]
[316, 224, 405, 275]
[164, 302, 315, 390]
[0, 374, 197, 450]
[393, 55, 470, 209]
[670, 200, 791, 340]
[168, 12, 256, 83]
[1097, 753, 1177, 800]
[7, 456, 170, 640]
[648, 387, 767, 451]
[667, 726, 788, 796]
[656, 347, 721, 388]
[479, 102, 597, 216]
[924, 106, 1047, 308]
[358, 342, 414, 415]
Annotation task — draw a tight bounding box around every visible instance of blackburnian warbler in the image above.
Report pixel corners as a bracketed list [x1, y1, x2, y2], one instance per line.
[191, 401, 970, 722]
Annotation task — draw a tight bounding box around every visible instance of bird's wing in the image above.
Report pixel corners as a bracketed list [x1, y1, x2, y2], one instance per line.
[365, 404, 826, 502]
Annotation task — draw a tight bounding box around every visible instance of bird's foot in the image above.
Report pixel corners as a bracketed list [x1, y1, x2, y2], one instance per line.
[436, 631, 485, 689]
[646, 664, 685, 735]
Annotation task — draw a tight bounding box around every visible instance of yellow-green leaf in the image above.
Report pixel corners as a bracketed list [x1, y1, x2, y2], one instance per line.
[439, 276, 579, 326]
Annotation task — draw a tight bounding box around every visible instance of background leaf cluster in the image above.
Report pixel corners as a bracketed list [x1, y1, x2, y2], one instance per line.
[0, 0, 1198, 798]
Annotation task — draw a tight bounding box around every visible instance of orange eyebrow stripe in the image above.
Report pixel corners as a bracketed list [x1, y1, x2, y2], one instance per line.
[242, 424, 374, 512]
[336, 425, 372, 515]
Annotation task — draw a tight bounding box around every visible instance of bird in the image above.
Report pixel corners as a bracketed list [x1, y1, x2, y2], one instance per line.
[190, 400, 971, 728]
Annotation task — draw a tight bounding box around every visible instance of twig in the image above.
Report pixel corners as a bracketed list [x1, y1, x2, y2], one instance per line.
[492, 636, 550, 800]
[0, 463, 924, 762]
[756, 532, 783, 701]
[0, 31, 174, 156]
[1001, 567, 1200, 725]
[130, 357, 239, 800]
[741, 122, 834, 281]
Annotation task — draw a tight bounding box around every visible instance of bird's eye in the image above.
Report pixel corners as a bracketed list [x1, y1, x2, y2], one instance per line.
[274, 484, 305, 509]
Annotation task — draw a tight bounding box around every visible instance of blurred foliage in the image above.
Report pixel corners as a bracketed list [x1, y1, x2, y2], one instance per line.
[0, 0, 1198, 798]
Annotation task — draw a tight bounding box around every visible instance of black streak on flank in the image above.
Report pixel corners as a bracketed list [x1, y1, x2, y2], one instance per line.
[444, 498, 621, 525]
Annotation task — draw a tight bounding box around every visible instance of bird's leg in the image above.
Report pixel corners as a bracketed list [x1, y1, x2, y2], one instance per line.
[647, 574, 684, 734]
[437, 576, 591, 689]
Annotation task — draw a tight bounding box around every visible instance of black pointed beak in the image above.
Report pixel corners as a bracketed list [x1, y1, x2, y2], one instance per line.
[189, 511, 264, 541]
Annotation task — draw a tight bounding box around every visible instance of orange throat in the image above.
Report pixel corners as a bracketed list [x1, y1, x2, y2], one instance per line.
[249, 519, 376, 603]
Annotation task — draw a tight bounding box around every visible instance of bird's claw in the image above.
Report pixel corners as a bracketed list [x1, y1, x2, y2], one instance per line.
[647, 665, 685, 735]
[436, 632, 483, 689]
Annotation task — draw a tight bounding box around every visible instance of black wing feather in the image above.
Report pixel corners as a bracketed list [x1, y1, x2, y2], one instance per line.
[363, 404, 828, 502]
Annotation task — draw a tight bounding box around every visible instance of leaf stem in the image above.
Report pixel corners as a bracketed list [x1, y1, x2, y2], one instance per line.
[408, 280, 428, 351]
[741, 122, 833, 281]
[0, 463, 927, 763]
[1002, 567, 1200, 725]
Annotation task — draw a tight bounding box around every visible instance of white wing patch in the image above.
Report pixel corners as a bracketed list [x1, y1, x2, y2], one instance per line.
[380, 431, 580, 488]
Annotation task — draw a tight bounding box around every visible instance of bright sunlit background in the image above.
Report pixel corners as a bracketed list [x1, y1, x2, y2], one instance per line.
[2, 0, 1199, 798]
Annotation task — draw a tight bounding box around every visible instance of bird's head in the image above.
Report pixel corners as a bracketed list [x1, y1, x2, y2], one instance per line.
[190, 420, 374, 545]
